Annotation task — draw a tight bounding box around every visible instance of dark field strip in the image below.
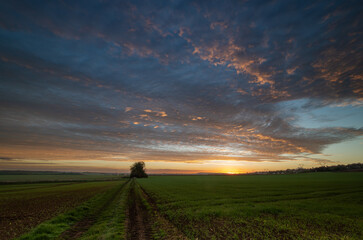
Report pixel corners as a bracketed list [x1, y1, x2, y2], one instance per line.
[138, 173, 363, 239]
[0, 181, 120, 240]
[0, 174, 123, 183]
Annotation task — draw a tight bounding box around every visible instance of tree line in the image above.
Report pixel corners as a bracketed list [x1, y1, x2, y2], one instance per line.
[251, 163, 363, 175]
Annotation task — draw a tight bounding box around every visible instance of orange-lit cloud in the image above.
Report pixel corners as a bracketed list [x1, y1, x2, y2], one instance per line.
[0, 0, 362, 173]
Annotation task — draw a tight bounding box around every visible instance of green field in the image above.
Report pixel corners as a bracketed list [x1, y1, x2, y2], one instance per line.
[138, 173, 363, 239]
[1, 172, 362, 239]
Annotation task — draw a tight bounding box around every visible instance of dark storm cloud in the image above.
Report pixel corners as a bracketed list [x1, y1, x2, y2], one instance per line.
[0, 0, 362, 164]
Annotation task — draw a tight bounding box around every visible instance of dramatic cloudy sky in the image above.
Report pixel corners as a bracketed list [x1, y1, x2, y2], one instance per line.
[0, 0, 362, 173]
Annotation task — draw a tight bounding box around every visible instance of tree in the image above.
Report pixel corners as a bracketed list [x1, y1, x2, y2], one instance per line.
[130, 161, 148, 178]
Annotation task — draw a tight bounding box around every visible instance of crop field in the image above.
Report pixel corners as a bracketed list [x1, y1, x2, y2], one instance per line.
[0, 174, 122, 183]
[0, 180, 122, 239]
[138, 173, 363, 239]
[1, 172, 362, 239]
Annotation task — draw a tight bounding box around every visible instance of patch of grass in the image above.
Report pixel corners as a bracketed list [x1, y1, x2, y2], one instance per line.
[138, 173, 363, 239]
[79, 181, 130, 240]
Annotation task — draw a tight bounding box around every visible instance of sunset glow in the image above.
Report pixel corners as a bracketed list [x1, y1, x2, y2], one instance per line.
[225, 172, 242, 175]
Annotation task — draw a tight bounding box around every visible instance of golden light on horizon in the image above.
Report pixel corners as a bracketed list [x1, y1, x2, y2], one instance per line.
[222, 167, 244, 175]
[225, 172, 241, 175]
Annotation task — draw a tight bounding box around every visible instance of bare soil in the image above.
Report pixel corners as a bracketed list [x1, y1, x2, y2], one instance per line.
[126, 180, 153, 240]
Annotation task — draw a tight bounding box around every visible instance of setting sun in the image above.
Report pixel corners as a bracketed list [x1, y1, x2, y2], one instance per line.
[225, 171, 241, 175]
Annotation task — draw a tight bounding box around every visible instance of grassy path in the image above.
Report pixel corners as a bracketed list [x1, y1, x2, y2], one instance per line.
[77, 180, 130, 240]
[59, 180, 129, 239]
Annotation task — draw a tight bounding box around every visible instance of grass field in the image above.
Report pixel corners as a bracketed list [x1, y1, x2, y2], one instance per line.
[138, 173, 363, 239]
[1, 172, 362, 239]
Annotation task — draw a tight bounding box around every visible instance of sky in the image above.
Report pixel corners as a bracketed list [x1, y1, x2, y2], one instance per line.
[0, 0, 362, 174]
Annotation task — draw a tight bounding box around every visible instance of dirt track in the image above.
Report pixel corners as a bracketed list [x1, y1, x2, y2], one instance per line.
[13, 179, 186, 239]
[57, 179, 167, 240]
[126, 180, 153, 240]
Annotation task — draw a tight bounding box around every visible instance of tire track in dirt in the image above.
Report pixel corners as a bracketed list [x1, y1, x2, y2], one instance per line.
[126, 179, 153, 240]
[58, 180, 129, 240]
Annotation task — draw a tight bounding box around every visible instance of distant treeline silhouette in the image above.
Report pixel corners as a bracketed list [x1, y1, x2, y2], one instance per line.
[313, 163, 363, 172]
[251, 163, 363, 175]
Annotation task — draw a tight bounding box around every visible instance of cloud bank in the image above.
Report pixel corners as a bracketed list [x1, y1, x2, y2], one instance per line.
[0, 0, 362, 170]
